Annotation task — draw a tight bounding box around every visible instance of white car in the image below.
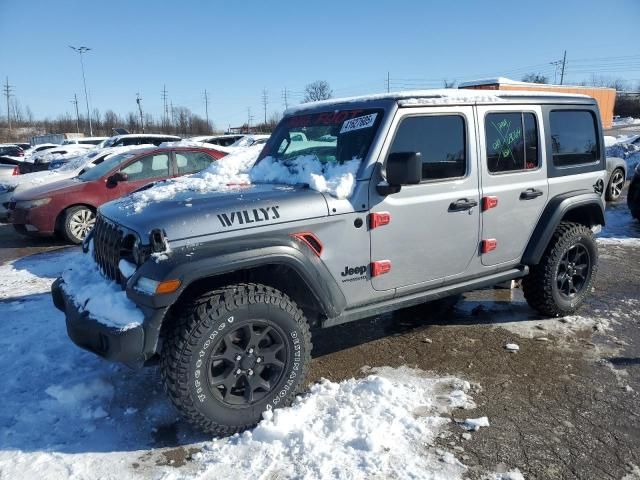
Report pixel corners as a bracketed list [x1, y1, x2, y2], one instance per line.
[28, 144, 93, 171]
[23, 143, 60, 160]
[0, 145, 151, 221]
[0, 164, 19, 180]
[61, 137, 108, 146]
[230, 134, 270, 148]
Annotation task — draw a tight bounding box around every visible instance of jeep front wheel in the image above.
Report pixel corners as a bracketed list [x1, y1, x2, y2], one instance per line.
[522, 222, 598, 317]
[161, 283, 312, 436]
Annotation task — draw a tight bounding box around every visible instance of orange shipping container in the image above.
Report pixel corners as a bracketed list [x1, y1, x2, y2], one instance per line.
[459, 78, 616, 129]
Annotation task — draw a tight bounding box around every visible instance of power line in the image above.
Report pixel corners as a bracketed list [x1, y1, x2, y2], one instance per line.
[70, 93, 80, 134]
[3, 77, 13, 133]
[203, 89, 210, 130]
[161, 85, 169, 127]
[136, 93, 144, 133]
[262, 88, 268, 125]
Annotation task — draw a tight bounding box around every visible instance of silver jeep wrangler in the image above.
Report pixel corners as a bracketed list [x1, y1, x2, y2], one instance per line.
[53, 89, 607, 435]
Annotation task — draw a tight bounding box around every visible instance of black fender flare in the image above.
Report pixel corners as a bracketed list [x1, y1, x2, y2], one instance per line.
[522, 191, 605, 265]
[126, 234, 346, 319]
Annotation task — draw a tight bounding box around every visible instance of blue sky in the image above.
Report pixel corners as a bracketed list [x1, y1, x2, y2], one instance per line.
[1, 0, 639, 129]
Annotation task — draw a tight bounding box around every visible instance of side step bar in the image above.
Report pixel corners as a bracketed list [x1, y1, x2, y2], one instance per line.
[322, 266, 528, 328]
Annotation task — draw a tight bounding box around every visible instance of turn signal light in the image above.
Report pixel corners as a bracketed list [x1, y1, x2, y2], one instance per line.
[291, 232, 323, 257]
[155, 279, 182, 294]
[371, 260, 391, 277]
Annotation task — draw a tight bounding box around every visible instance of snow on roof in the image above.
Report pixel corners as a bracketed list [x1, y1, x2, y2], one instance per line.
[285, 88, 591, 114]
[158, 139, 234, 153]
[110, 133, 181, 140]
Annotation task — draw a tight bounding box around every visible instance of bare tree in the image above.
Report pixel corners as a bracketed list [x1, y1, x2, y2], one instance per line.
[522, 73, 549, 84]
[303, 81, 333, 103]
[442, 79, 456, 88]
[588, 75, 628, 91]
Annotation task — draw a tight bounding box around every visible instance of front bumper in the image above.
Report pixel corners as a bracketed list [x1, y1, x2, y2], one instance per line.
[11, 205, 56, 235]
[52, 277, 167, 368]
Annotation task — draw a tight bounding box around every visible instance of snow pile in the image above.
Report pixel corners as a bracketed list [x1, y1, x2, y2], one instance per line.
[462, 417, 490, 431]
[61, 244, 144, 330]
[612, 116, 640, 126]
[118, 144, 262, 213]
[485, 469, 526, 480]
[251, 155, 361, 199]
[192, 367, 475, 480]
[159, 139, 234, 153]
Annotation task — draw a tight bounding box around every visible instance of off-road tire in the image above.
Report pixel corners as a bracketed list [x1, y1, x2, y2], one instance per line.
[62, 205, 96, 244]
[161, 283, 312, 436]
[522, 222, 598, 317]
[606, 168, 625, 202]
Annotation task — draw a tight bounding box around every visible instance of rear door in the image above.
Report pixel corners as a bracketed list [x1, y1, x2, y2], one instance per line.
[477, 105, 548, 266]
[369, 106, 480, 291]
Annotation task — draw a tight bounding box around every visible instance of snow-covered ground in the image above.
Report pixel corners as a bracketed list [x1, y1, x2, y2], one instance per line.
[1, 187, 638, 479]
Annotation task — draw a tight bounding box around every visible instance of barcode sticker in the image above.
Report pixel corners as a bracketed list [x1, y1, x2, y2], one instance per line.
[340, 113, 378, 134]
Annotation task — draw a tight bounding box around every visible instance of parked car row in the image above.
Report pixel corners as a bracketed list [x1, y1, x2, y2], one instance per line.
[0, 132, 271, 243]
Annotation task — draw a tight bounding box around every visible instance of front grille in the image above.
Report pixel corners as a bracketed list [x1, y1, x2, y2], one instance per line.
[92, 215, 125, 283]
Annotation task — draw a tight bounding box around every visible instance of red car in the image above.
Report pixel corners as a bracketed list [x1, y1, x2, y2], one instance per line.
[10, 146, 226, 243]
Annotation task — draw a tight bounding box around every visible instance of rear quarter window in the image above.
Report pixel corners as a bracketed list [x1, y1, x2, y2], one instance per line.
[549, 110, 599, 167]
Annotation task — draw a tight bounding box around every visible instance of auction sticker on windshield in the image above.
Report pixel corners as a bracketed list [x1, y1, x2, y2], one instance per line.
[340, 113, 378, 134]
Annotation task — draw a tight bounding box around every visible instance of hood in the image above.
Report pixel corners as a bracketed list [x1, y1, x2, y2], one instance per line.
[12, 177, 84, 200]
[7, 168, 77, 191]
[99, 183, 329, 241]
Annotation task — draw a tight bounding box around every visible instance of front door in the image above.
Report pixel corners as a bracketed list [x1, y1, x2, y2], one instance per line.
[476, 106, 548, 266]
[111, 152, 172, 198]
[369, 106, 480, 292]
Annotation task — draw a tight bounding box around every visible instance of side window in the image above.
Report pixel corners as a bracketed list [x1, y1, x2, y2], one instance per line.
[175, 151, 214, 174]
[389, 115, 466, 181]
[550, 110, 599, 167]
[121, 154, 169, 181]
[485, 112, 539, 173]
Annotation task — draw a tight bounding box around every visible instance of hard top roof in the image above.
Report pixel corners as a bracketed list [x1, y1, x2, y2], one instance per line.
[285, 89, 596, 115]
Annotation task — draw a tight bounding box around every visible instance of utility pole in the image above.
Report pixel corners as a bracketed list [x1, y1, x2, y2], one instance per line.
[136, 93, 145, 133]
[387, 71, 390, 93]
[282, 88, 289, 110]
[161, 85, 169, 128]
[247, 107, 253, 133]
[69, 46, 93, 135]
[560, 50, 567, 85]
[71, 93, 80, 134]
[3, 77, 13, 133]
[203, 89, 210, 130]
[262, 89, 268, 125]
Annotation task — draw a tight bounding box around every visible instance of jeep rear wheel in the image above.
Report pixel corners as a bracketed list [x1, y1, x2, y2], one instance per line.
[522, 222, 598, 317]
[62, 205, 95, 244]
[161, 283, 312, 436]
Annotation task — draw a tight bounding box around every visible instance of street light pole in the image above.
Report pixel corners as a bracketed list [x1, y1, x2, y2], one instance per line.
[69, 46, 93, 136]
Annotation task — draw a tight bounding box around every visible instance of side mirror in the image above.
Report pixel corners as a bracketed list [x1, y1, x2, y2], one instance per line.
[378, 152, 422, 195]
[107, 171, 128, 187]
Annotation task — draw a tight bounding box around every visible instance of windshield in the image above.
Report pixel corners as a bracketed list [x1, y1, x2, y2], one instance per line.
[258, 109, 382, 165]
[78, 152, 137, 181]
[251, 109, 383, 198]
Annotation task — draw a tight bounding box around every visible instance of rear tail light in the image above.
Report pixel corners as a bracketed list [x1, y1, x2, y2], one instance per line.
[12, 167, 19, 176]
[17, 151, 24, 157]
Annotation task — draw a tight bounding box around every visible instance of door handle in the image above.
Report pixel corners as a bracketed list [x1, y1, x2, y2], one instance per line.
[520, 188, 544, 200]
[449, 198, 478, 212]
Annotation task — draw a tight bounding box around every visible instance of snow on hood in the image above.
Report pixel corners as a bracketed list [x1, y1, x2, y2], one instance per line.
[251, 155, 360, 199]
[114, 143, 360, 216]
